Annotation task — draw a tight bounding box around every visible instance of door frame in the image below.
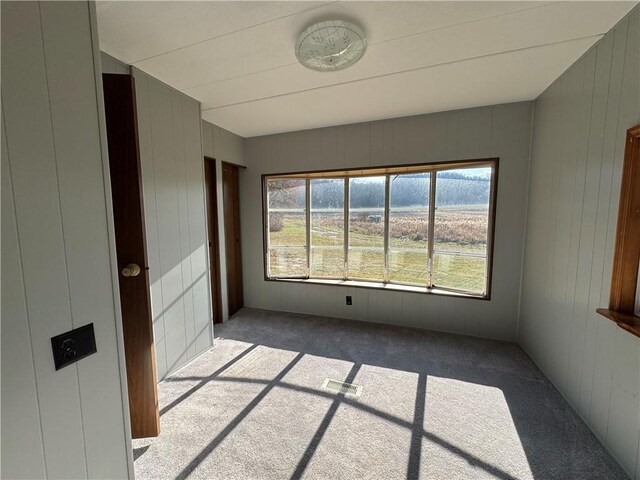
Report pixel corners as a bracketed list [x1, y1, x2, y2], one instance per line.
[204, 156, 223, 324]
[222, 161, 245, 316]
[90, 9, 134, 470]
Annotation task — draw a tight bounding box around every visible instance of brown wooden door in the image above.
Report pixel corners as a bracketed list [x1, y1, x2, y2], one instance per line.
[222, 162, 244, 316]
[102, 74, 160, 439]
[204, 157, 223, 324]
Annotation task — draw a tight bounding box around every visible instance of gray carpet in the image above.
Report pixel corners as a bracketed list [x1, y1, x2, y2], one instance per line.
[132, 308, 627, 479]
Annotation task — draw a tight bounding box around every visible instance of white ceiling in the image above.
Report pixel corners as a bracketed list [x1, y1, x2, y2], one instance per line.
[97, 1, 637, 138]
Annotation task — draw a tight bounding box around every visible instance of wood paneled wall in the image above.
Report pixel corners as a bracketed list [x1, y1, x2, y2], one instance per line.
[520, 6, 640, 478]
[1, 2, 131, 477]
[242, 102, 533, 341]
[131, 68, 212, 380]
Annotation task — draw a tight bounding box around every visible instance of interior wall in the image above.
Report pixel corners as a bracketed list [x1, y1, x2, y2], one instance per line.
[1, 1, 131, 478]
[519, 6, 640, 478]
[131, 67, 213, 380]
[202, 119, 245, 321]
[202, 119, 245, 167]
[102, 54, 213, 380]
[242, 102, 532, 341]
[101, 51, 129, 75]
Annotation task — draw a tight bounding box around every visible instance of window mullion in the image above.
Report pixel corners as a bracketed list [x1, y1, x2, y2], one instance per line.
[427, 171, 437, 288]
[305, 178, 311, 278]
[344, 178, 349, 281]
[383, 174, 390, 283]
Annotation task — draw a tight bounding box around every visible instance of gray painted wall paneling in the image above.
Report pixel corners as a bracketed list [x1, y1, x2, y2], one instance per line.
[520, 7, 640, 477]
[242, 102, 533, 342]
[1, 2, 130, 477]
[132, 68, 213, 380]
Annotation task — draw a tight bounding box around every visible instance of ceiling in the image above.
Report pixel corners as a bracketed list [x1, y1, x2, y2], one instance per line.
[97, 1, 637, 138]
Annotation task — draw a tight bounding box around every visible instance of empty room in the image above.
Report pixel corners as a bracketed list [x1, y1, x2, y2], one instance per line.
[2, 1, 640, 479]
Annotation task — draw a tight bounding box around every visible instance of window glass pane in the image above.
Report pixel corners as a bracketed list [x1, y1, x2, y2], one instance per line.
[432, 254, 486, 293]
[348, 176, 385, 281]
[310, 178, 345, 278]
[267, 179, 306, 277]
[433, 167, 491, 293]
[388, 173, 430, 285]
[269, 248, 307, 278]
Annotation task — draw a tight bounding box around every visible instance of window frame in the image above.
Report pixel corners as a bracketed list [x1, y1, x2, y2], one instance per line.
[262, 157, 499, 300]
[597, 125, 640, 338]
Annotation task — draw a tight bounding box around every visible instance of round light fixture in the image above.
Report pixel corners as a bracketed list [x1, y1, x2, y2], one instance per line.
[295, 20, 367, 72]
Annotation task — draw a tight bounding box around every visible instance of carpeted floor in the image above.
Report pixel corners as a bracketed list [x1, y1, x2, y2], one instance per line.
[132, 308, 627, 479]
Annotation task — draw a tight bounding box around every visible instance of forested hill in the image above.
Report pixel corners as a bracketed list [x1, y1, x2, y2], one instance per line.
[269, 173, 490, 210]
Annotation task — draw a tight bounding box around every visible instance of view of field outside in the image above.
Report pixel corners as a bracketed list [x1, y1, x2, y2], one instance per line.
[266, 165, 492, 294]
[267, 178, 306, 277]
[310, 178, 345, 278]
[348, 176, 386, 280]
[433, 168, 490, 292]
[389, 172, 429, 285]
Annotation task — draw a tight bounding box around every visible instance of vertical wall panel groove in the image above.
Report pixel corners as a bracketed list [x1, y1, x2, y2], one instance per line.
[1, 104, 48, 479]
[136, 70, 169, 379]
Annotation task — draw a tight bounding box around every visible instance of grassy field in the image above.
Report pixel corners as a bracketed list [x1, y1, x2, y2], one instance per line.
[269, 209, 487, 293]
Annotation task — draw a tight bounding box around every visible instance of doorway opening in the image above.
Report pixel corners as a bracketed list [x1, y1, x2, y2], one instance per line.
[222, 161, 244, 316]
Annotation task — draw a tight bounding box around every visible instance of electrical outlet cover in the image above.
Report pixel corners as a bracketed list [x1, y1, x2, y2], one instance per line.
[51, 323, 97, 371]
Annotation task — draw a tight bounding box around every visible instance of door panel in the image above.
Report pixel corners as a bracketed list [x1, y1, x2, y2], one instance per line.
[102, 73, 160, 439]
[222, 162, 244, 316]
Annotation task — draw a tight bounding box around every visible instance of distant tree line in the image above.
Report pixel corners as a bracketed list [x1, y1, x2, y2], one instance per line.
[268, 174, 490, 211]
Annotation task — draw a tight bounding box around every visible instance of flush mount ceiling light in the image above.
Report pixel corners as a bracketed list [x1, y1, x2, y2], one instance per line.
[295, 20, 367, 72]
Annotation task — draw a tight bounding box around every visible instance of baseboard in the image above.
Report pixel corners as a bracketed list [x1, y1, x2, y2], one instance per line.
[241, 305, 518, 345]
[163, 343, 215, 380]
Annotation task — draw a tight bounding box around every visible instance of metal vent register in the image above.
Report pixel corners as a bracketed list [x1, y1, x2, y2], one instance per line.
[321, 378, 363, 397]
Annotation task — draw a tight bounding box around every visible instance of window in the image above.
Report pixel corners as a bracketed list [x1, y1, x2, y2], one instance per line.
[266, 178, 306, 278]
[311, 178, 345, 278]
[597, 125, 640, 338]
[263, 159, 498, 298]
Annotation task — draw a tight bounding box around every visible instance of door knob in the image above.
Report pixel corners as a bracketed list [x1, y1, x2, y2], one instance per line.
[122, 263, 141, 277]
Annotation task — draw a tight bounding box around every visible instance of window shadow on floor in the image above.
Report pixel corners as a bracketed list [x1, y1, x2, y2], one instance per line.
[159, 308, 627, 480]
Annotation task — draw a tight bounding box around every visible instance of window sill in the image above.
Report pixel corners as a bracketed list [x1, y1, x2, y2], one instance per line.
[266, 277, 489, 301]
[596, 309, 640, 339]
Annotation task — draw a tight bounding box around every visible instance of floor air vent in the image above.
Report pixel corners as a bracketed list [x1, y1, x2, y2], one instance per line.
[321, 378, 362, 397]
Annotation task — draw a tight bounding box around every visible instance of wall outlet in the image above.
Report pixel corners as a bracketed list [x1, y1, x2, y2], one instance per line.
[346, 296, 352, 306]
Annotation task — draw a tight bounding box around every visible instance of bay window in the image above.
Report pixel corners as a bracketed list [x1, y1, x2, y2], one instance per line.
[263, 159, 497, 298]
